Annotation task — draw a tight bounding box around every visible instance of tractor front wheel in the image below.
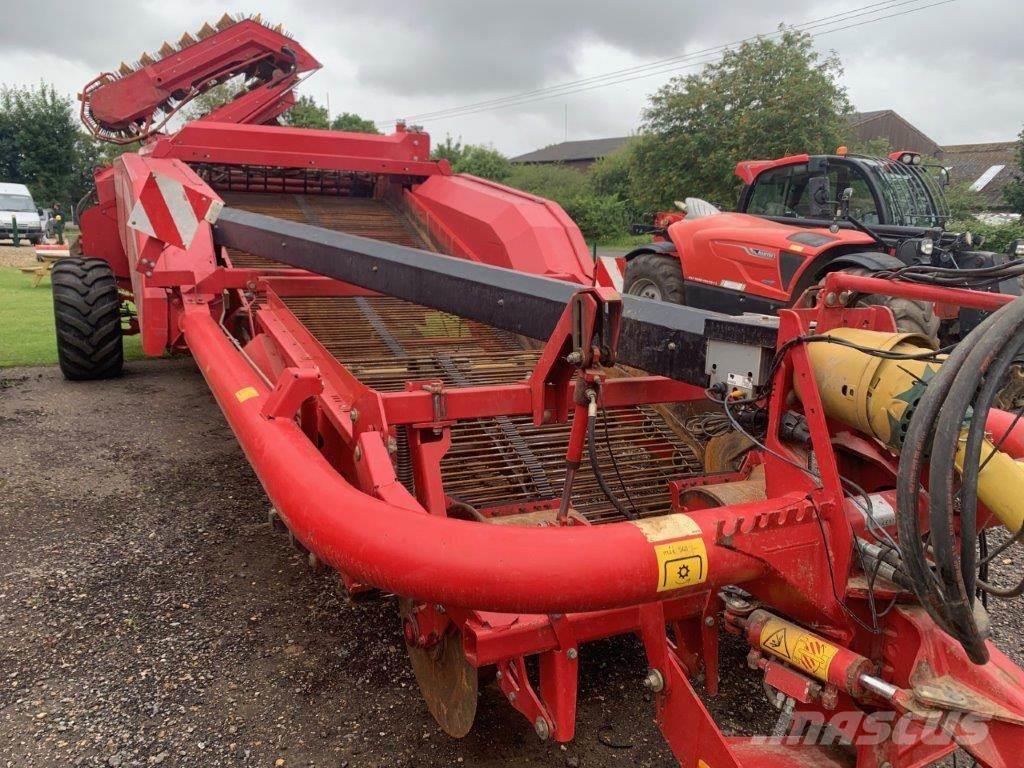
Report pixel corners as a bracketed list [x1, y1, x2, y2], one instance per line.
[829, 267, 940, 346]
[52, 257, 124, 381]
[623, 253, 686, 303]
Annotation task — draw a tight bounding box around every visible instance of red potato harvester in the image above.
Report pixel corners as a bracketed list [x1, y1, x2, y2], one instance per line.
[56, 13, 1024, 768]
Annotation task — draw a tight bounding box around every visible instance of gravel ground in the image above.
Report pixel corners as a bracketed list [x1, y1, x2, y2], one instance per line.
[1, 360, 1021, 768]
[0, 244, 40, 269]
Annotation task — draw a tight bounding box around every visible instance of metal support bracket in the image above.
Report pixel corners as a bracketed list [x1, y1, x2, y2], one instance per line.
[260, 366, 324, 420]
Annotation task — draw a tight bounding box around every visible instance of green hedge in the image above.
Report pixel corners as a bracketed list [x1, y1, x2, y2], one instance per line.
[948, 219, 1024, 253]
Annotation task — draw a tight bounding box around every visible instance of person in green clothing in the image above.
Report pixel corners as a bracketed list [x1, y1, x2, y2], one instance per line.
[52, 202, 66, 245]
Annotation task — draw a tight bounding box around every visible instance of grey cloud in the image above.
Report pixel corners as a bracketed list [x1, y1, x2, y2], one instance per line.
[300, 0, 821, 96]
[0, 0, 1020, 152]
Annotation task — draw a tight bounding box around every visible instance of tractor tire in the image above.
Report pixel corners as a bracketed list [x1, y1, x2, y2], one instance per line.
[832, 267, 940, 346]
[51, 257, 124, 381]
[624, 253, 686, 303]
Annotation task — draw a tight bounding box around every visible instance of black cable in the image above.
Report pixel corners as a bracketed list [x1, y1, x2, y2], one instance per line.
[928, 299, 1024, 663]
[955, 323, 1024, 595]
[587, 402, 638, 521]
[599, 395, 640, 519]
[897, 308, 1005, 639]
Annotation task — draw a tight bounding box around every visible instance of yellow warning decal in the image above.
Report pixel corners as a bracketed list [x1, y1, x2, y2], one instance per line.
[759, 617, 840, 681]
[654, 538, 709, 591]
[633, 514, 708, 592]
[234, 386, 259, 403]
[699, 761, 712, 768]
[632, 513, 702, 543]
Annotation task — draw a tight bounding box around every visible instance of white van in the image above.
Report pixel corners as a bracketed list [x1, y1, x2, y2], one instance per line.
[0, 182, 44, 244]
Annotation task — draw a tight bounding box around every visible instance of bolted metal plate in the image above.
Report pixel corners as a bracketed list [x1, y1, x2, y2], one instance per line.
[399, 599, 478, 737]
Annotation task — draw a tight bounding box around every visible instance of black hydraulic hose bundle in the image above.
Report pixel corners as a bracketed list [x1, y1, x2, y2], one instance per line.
[896, 295, 1024, 664]
[878, 259, 1024, 291]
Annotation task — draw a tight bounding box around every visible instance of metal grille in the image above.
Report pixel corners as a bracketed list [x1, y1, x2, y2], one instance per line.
[285, 294, 703, 522]
[221, 193, 423, 269]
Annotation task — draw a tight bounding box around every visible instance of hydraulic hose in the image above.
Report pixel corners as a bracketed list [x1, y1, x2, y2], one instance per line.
[926, 302, 1024, 662]
[899, 296, 1024, 664]
[586, 394, 638, 522]
[798, 317, 1024, 660]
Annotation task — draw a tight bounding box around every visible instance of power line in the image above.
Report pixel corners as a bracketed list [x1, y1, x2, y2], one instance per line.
[375, 0, 957, 128]
[382, 0, 905, 124]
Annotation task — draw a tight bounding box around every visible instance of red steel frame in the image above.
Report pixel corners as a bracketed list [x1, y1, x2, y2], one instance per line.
[77, 28, 1024, 767]
[171, 250, 1024, 767]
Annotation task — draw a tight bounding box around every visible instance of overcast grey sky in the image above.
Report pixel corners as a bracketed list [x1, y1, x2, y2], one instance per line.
[2, 0, 1021, 155]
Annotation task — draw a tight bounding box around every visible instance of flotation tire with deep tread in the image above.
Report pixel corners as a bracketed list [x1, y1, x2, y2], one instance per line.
[623, 253, 686, 303]
[835, 267, 940, 346]
[51, 257, 124, 380]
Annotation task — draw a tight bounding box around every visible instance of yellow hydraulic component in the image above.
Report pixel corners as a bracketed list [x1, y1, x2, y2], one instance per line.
[800, 327, 1024, 533]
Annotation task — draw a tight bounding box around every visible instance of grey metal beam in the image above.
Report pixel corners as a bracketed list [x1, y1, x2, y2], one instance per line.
[213, 206, 776, 386]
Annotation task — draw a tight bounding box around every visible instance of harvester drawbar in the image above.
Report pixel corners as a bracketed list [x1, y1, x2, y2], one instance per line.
[62, 14, 1024, 768]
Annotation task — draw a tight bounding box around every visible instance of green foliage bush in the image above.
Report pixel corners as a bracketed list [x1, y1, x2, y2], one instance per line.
[431, 136, 511, 181]
[503, 164, 627, 240]
[505, 163, 589, 199]
[948, 218, 1024, 253]
[1004, 126, 1024, 215]
[562, 194, 629, 242]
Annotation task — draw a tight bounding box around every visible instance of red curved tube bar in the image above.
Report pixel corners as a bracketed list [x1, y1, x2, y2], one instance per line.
[180, 305, 771, 614]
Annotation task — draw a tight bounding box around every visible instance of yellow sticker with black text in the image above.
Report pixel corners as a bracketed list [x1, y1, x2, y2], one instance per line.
[654, 537, 708, 592]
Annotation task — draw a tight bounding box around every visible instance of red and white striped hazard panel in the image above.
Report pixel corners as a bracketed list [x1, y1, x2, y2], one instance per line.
[127, 172, 223, 250]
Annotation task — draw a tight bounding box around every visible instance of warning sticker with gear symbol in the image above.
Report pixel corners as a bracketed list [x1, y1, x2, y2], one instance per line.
[653, 538, 708, 592]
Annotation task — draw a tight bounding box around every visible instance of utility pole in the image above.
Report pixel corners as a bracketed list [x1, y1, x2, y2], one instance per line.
[563, 104, 568, 142]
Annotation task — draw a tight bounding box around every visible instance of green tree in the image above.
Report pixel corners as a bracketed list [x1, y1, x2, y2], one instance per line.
[182, 81, 240, 121]
[505, 163, 589, 199]
[285, 94, 330, 129]
[631, 27, 851, 211]
[504, 163, 627, 241]
[588, 143, 641, 222]
[942, 182, 984, 221]
[0, 83, 95, 213]
[331, 112, 380, 134]
[844, 136, 893, 158]
[431, 136, 510, 181]
[1005, 125, 1024, 215]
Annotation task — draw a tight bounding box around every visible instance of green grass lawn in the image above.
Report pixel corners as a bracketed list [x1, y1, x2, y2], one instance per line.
[0, 267, 142, 368]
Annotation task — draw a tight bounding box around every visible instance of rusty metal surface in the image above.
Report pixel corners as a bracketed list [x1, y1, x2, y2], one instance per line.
[399, 599, 478, 738]
[221, 192, 422, 269]
[285, 294, 703, 523]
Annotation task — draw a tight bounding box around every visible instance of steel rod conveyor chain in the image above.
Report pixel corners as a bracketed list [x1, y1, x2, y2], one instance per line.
[212, 207, 778, 387]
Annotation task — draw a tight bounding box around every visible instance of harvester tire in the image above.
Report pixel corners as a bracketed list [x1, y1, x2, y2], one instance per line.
[624, 253, 686, 303]
[52, 257, 124, 381]
[833, 267, 940, 346]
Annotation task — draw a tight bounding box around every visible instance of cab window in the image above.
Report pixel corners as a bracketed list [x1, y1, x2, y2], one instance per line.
[746, 165, 804, 218]
[747, 162, 881, 224]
